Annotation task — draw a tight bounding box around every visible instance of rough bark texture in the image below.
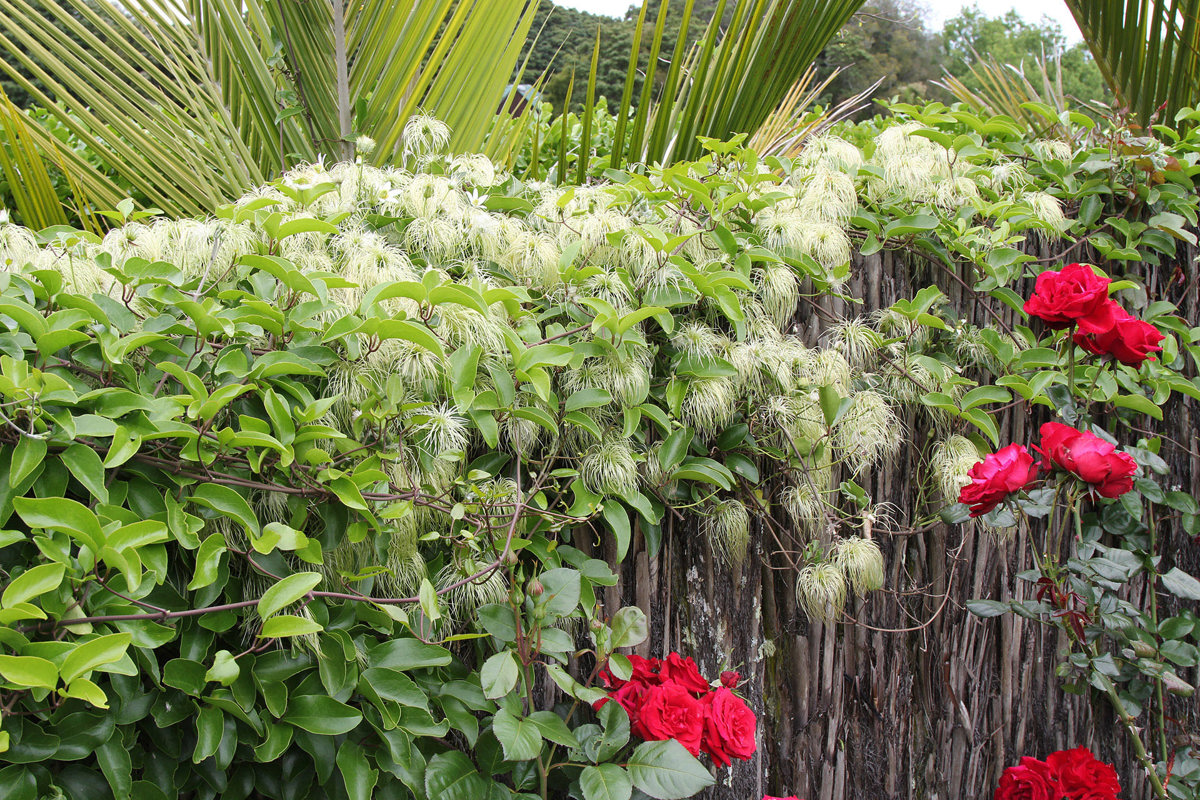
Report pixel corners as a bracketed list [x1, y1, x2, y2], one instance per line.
[607, 240, 1199, 800]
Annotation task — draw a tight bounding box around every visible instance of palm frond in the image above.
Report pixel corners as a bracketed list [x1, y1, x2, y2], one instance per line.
[0, 0, 538, 219]
[1065, 0, 1200, 125]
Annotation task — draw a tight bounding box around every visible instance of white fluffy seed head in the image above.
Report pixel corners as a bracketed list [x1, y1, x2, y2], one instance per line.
[671, 322, 726, 359]
[703, 498, 751, 566]
[418, 403, 469, 456]
[933, 176, 981, 211]
[0, 223, 39, 271]
[833, 390, 901, 472]
[796, 561, 847, 622]
[798, 221, 851, 282]
[800, 349, 852, 393]
[1021, 191, 1067, 234]
[825, 319, 882, 370]
[402, 115, 451, 161]
[780, 482, 827, 539]
[581, 437, 640, 495]
[930, 435, 982, 501]
[833, 536, 885, 594]
[796, 135, 863, 174]
[1030, 139, 1073, 162]
[681, 376, 738, 437]
[754, 262, 800, 328]
[437, 558, 507, 621]
[448, 153, 497, 187]
[796, 167, 859, 222]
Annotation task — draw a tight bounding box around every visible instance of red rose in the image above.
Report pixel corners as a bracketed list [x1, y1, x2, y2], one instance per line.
[660, 653, 710, 695]
[995, 757, 1058, 800]
[763, 796, 801, 800]
[1074, 304, 1164, 366]
[700, 687, 757, 766]
[1037, 422, 1080, 472]
[637, 681, 706, 755]
[1024, 263, 1117, 334]
[959, 444, 1039, 517]
[1047, 747, 1120, 800]
[720, 670, 741, 688]
[601, 653, 661, 689]
[1035, 423, 1137, 498]
[593, 680, 647, 728]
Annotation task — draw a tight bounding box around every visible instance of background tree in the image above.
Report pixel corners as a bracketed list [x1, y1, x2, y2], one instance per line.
[815, 0, 942, 113]
[942, 5, 1109, 108]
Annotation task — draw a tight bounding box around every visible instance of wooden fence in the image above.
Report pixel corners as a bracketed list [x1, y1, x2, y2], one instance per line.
[593, 240, 1199, 800]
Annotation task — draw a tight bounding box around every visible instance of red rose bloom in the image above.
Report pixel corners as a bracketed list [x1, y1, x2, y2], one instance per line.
[660, 653, 710, 695]
[995, 756, 1058, 800]
[593, 680, 647, 730]
[1035, 423, 1137, 498]
[1047, 748, 1120, 800]
[1074, 304, 1164, 366]
[700, 687, 757, 767]
[637, 681, 706, 755]
[601, 653, 661, 689]
[763, 796, 801, 800]
[1024, 263, 1117, 334]
[720, 670, 741, 688]
[959, 444, 1039, 517]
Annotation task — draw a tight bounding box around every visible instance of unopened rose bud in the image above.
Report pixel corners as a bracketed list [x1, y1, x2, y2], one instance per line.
[720, 670, 741, 688]
[528, 579, 544, 597]
[504, 550, 518, 566]
[590, 619, 603, 632]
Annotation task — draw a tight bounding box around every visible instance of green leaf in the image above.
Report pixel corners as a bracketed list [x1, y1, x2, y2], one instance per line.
[882, 214, 938, 238]
[966, 599, 1011, 618]
[2, 563, 65, 608]
[528, 710, 579, 748]
[103, 426, 141, 467]
[13, 496, 103, 551]
[336, 740, 378, 800]
[284, 695, 363, 735]
[1113, 393, 1163, 420]
[0, 654, 58, 690]
[60, 633, 133, 683]
[259, 615, 324, 638]
[424, 751, 488, 800]
[369, 638, 452, 671]
[566, 388, 613, 412]
[204, 650, 240, 686]
[9, 436, 46, 489]
[601, 502, 632, 561]
[658, 427, 693, 473]
[480, 651, 519, 700]
[580, 764, 633, 800]
[96, 734, 132, 800]
[538, 568, 582, 618]
[257, 572, 322, 619]
[609, 606, 648, 650]
[188, 533, 227, 590]
[376, 319, 445, 360]
[61, 443, 109, 505]
[190, 484, 259, 536]
[1162, 568, 1200, 601]
[492, 708, 542, 761]
[583, 762, 638, 800]
[818, 385, 841, 426]
[627, 739, 714, 799]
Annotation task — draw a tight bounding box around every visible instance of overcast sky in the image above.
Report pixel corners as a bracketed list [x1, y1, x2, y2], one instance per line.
[554, 1, 1083, 43]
